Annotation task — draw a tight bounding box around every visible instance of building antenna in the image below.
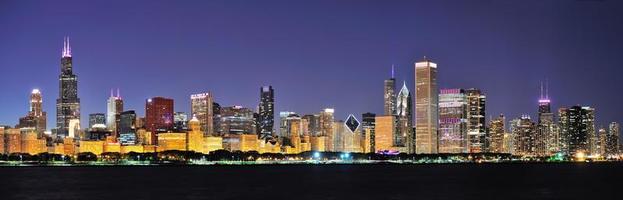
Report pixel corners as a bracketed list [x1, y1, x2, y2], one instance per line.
[391, 64, 395, 79]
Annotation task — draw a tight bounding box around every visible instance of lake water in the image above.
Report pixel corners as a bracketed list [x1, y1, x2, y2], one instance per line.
[0, 163, 620, 200]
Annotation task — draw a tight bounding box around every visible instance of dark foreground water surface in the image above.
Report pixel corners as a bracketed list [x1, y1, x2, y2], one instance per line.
[0, 163, 621, 200]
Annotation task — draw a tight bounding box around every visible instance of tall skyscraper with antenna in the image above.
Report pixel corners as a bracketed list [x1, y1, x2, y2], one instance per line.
[107, 88, 124, 135]
[56, 37, 81, 138]
[537, 81, 557, 156]
[383, 65, 397, 116]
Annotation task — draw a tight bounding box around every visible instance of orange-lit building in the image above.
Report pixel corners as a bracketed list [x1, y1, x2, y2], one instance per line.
[157, 132, 187, 152]
[20, 131, 46, 155]
[375, 115, 395, 152]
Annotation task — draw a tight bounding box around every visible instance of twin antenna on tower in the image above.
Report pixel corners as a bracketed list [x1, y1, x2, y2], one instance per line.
[540, 80, 550, 101]
[110, 88, 121, 99]
[62, 36, 72, 58]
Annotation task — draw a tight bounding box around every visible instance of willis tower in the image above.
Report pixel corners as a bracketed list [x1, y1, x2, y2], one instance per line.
[56, 37, 81, 137]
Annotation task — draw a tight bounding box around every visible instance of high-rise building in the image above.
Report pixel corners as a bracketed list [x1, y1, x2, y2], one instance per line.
[438, 89, 468, 154]
[396, 81, 413, 152]
[606, 122, 620, 157]
[361, 113, 376, 153]
[258, 86, 275, 140]
[466, 88, 486, 153]
[343, 114, 362, 153]
[558, 106, 595, 156]
[119, 110, 137, 145]
[145, 97, 174, 144]
[212, 102, 221, 136]
[106, 89, 123, 134]
[56, 37, 81, 138]
[190, 92, 214, 136]
[384, 65, 397, 116]
[302, 114, 321, 137]
[18, 89, 47, 136]
[219, 106, 256, 135]
[415, 57, 438, 154]
[319, 108, 335, 151]
[88, 113, 106, 129]
[279, 111, 297, 139]
[173, 112, 188, 132]
[374, 115, 395, 152]
[488, 114, 505, 154]
[537, 82, 556, 156]
[511, 115, 536, 156]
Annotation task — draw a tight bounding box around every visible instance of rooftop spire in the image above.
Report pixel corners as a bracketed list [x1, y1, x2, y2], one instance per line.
[117, 88, 121, 99]
[391, 64, 395, 79]
[110, 88, 114, 97]
[540, 81, 544, 99]
[545, 79, 549, 99]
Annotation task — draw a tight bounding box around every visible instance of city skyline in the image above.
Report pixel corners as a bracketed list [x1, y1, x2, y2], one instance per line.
[1, 1, 623, 131]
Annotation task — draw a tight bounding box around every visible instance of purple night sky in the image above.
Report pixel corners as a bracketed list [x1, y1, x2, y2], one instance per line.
[1, 0, 622, 132]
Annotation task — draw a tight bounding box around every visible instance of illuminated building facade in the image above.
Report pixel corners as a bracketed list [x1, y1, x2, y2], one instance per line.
[319, 108, 335, 151]
[511, 115, 536, 156]
[396, 81, 413, 152]
[188, 116, 204, 153]
[384, 65, 396, 116]
[173, 112, 188, 132]
[374, 115, 395, 152]
[537, 82, 556, 156]
[157, 132, 187, 152]
[219, 106, 256, 135]
[438, 89, 467, 153]
[18, 89, 47, 136]
[361, 112, 376, 153]
[106, 89, 123, 134]
[302, 114, 320, 137]
[558, 106, 594, 156]
[488, 114, 505, 153]
[88, 113, 106, 129]
[56, 37, 81, 138]
[119, 110, 137, 145]
[605, 122, 620, 156]
[465, 88, 486, 153]
[343, 114, 362, 153]
[415, 58, 438, 154]
[145, 97, 174, 144]
[190, 92, 214, 135]
[258, 86, 275, 140]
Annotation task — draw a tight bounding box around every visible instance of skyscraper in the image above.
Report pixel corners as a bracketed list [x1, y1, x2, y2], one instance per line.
[606, 122, 620, 157]
[119, 110, 137, 145]
[88, 113, 106, 129]
[466, 88, 486, 153]
[190, 92, 214, 136]
[173, 112, 188, 132]
[438, 89, 468, 153]
[56, 37, 81, 138]
[384, 65, 397, 116]
[319, 108, 335, 151]
[361, 112, 376, 153]
[396, 81, 413, 152]
[18, 89, 47, 135]
[219, 106, 256, 135]
[415, 57, 438, 154]
[511, 115, 536, 156]
[558, 106, 595, 156]
[537, 82, 556, 156]
[258, 86, 275, 140]
[145, 97, 174, 144]
[106, 89, 123, 134]
[488, 114, 505, 153]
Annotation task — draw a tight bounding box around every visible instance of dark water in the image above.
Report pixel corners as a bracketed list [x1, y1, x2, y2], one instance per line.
[0, 163, 621, 200]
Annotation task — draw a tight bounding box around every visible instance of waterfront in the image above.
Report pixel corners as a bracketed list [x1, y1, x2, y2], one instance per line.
[0, 163, 620, 200]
